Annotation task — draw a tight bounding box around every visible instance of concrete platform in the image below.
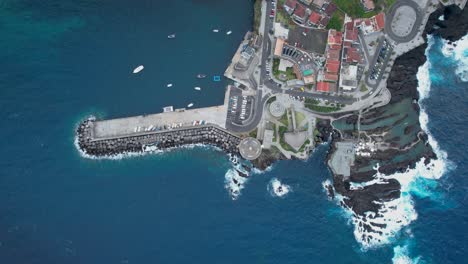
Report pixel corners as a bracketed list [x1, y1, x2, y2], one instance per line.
[93, 105, 228, 139]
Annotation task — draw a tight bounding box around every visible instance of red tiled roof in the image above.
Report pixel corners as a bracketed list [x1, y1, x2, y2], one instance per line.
[309, 12, 321, 24]
[327, 49, 340, 60]
[285, 0, 297, 9]
[293, 4, 306, 18]
[324, 73, 339, 81]
[316, 81, 330, 92]
[328, 30, 343, 45]
[345, 47, 362, 63]
[329, 44, 342, 50]
[345, 21, 354, 31]
[326, 60, 340, 73]
[374, 13, 385, 30]
[345, 29, 358, 42]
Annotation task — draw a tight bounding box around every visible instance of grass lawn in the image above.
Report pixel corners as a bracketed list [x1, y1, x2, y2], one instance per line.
[360, 84, 368, 92]
[295, 111, 306, 126]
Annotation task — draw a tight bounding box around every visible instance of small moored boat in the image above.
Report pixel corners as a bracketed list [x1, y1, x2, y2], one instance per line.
[194, 87, 201, 91]
[133, 65, 144, 74]
[167, 34, 176, 39]
[167, 83, 173, 87]
[213, 29, 219, 33]
[226, 30, 232, 35]
[196, 74, 207, 78]
[187, 103, 194, 108]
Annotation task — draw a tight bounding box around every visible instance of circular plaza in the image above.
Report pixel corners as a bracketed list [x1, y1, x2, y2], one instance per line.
[238, 137, 262, 160]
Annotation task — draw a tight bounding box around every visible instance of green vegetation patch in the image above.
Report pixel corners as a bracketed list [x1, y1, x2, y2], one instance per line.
[276, 0, 297, 29]
[278, 125, 296, 152]
[253, 0, 262, 33]
[285, 67, 297, 80]
[279, 112, 289, 127]
[360, 84, 368, 92]
[273, 124, 277, 142]
[327, 11, 344, 31]
[299, 139, 310, 152]
[272, 58, 297, 80]
[249, 129, 258, 138]
[305, 103, 341, 113]
[267, 96, 277, 105]
[333, 0, 377, 18]
[305, 98, 319, 105]
[295, 111, 306, 126]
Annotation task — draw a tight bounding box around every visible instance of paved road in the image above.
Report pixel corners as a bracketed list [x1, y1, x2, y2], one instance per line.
[385, 0, 423, 43]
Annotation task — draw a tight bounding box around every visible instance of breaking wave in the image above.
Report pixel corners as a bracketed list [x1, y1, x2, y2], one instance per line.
[267, 178, 291, 198]
[326, 34, 458, 250]
[439, 35, 468, 82]
[392, 241, 421, 264]
[224, 158, 250, 200]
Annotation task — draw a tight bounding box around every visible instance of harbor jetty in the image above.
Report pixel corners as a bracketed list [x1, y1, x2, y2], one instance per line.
[76, 87, 244, 157]
[77, 118, 241, 157]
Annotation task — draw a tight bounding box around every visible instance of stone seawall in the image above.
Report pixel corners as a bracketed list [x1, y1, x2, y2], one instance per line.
[77, 117, 242, 157]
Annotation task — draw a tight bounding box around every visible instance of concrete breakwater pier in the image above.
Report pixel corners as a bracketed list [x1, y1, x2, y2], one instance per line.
[76, 86, 246, 157]
[77, 117, 242, 157]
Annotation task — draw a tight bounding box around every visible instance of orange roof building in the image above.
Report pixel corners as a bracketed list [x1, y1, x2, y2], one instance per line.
[316, 81, 330, 92]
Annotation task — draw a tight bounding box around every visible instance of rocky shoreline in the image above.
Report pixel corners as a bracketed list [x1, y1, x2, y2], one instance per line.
[324, 4, 468, 245]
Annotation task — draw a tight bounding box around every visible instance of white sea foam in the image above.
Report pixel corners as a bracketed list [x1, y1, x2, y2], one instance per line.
[392, 241, 421, 264]
[332, 35, 456, 249]
[268, 178, 291, 198]
[439, 35, 468, 82]
[75, 133, 221, 161]
[224, 165, 249, 200]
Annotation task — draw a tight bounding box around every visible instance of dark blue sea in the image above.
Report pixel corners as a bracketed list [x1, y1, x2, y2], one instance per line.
[0, 1, 466, 263]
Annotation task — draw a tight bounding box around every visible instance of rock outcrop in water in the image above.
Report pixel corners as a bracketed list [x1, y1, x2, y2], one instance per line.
[324, 3, 468, 245]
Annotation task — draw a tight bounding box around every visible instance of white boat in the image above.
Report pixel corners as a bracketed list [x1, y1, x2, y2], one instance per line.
[187, 103, 194, 108]
[226, 30, 232, 35]
[133, 65, 144, 74]
[167, 34, 176, 39]
[167, 83, 173, 87]
[194, 87, 201, 91]
[213, 29, 219, 33]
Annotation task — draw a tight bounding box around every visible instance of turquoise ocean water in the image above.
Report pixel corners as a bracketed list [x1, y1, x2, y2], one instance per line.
[0, 1, 467, 263]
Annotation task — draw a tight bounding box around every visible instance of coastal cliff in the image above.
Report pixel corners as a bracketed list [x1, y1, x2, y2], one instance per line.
[325, 4, 468, 245]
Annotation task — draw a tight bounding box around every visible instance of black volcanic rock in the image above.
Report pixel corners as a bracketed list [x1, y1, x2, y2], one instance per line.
[327, 4, 467, 224]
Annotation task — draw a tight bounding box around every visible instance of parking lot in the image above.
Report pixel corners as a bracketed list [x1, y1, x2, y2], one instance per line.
[369, 39, 393, 81]
[226, 88, 255, 125]
[288, 27, 328, 55]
